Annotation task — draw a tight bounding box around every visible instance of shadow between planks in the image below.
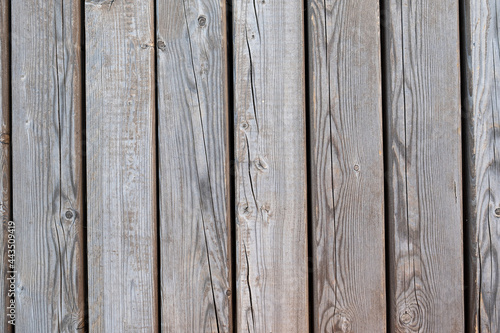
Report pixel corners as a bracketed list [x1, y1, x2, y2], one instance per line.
[2, 0, 498, 332]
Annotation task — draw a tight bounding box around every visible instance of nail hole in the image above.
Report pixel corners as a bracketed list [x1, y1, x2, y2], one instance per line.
[495, 208, 500, 217]
[354, 164, 360, 171]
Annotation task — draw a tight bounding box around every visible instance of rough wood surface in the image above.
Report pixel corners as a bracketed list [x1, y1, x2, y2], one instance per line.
[383, 0, 464, 331]
[308, 0, 386, 331]
[233, 0, 309, 331]
[0, 0, 10, 331]
[85, 0, 157, 331]
[156, 0, 231, 331]
[11, 0, 85, 331]
[463, 0, 500, 331]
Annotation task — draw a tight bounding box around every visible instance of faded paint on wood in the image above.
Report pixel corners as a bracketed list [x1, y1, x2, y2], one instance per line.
[85, 0, 157, 331]
[12, 0, 85, 331]
[0, 0, 10, 331]
[233, 0, 309, 331]
[308, 0, 386, 331]
[383, 0, 464, 331]
[156, 0, 231, 331]
[463, 0, 500, 331]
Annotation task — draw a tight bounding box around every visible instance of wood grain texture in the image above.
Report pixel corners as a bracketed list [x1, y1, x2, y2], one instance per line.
[11, 0, 85, 331]
[233, 0, 309, 331]
[156, 0, 231, 331]
[308, 0, 386, 331]
[85, 0, 157, 331]
[383, 0, 464, 331]
[463, 0, 500, 331]
[0, 0, 10, 331]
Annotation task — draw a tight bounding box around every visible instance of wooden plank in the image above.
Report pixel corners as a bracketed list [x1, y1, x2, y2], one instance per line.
[383, 0, 464, 331]
[233, 0, 308, 331]
[308, 0, 386, 331]
[84, 0, 157, 331]
[462, 0, 500, 331]
[0, 0, 10, 331]
[11, 0, 85, 330]
[156, 0, 231, 331]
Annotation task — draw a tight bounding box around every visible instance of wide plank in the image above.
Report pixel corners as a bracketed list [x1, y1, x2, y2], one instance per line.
[462, 0, 500, 331]
[308, 0, 386, 331]
[233, 0, 309, 331]
[85, 0, 157, 331]
[156, 0, 231, 331]
[11, 0, 85, 330]
[383, 0, 464, 331]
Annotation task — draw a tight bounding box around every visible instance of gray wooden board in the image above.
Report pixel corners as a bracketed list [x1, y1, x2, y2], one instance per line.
[308, 0, 386, 331]
[233, 0, 309, 331]
[463, 0, 500, 331]
[85, 0, 157, 331]
[156, 0, 231, 331]
[12, 0, 85, 331]
[0, 0, 10, 331]
[383, 0, 465, 331]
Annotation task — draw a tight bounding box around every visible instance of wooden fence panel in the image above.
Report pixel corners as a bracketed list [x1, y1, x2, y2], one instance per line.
[463, 0, 500, 331]
[308, 0, 386, 331]
[383, 0, 464, 331]
[156, 0, 231, 331]
[11, 0, 85, 331]
[85, 0, 157, 331]
[233, 0, 309, 331]
[0, 0, 10, 331]
[0, 0, 9, 330]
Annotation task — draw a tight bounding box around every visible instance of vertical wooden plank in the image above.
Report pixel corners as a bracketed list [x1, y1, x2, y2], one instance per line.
[0, 0, 10, 330]
[233, 0, 308, 331]
[384, 0, 464, 331]
[85, 0, 157, 331]
[463, 0, 500, 331]
[308, 0, 386, 331]
[156, 0, 231, 331]
[11, 0, 85, 331]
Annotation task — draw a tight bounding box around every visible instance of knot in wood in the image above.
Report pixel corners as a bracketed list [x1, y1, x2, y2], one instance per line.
[0, 133, 9, 144]
[198, 15, 207, 27]
[157, 40, 166, 51]
[254, 157, 268, 172]
[65, 210, 74, 220]
[240, 121, 249, 130]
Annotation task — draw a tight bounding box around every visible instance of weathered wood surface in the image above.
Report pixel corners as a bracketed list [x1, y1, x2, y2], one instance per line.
[233, 0, 309, 331]
[463, 0, 500, 331]
[0, 0, 10, 331]
[11, 0, 85, 331]
[85, 0, 157, 331]
[156, 0, 231, 331]
[308, 0, 386, 331]
[383, 0, 464, 331]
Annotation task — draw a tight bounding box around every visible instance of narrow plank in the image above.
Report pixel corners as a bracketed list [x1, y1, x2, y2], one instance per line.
[308, 0, 386, 331]
[0, 0, 10, 330]
[383, 0, 464, 331]
[85, 0, 157, 331]
[233, 0, 309, 331]
[462, 0, 500, 331]
[11, 0, 85, 330]
[156, 0, 231, 331]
